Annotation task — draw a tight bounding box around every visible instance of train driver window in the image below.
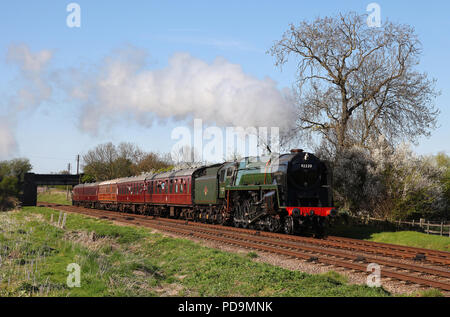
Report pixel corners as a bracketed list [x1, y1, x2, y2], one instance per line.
[227, 168, 233, 177]
[220, 170, 225, 182]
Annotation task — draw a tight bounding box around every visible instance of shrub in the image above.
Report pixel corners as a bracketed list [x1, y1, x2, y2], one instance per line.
[331, 139, 447, 220]
[0, 158, 32, 210]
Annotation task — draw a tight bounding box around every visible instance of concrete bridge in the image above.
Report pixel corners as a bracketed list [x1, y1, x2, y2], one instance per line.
[22, 173, 83, 206]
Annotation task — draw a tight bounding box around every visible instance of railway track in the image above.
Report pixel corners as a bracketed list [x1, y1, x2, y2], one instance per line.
[38, 202, 450, 292]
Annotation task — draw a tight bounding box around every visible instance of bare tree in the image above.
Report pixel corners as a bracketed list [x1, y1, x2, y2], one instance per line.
[82, 142, 119, 181]
[269, 12, 439, 153]
[135, 152, 172, 174]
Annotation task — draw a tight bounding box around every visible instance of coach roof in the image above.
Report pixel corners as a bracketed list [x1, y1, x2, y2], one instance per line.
[148, 168, 199, 180]
[116, 173, 154, 184]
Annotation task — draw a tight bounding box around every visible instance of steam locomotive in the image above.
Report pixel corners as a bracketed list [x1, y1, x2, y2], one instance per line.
[73, 149, 336, 236]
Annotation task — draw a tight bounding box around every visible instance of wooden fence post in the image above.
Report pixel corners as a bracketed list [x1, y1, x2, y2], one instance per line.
[427, 221, 430, 234]
[57, 211, 62, 227]
[440, 222, 443, 236]
[61, 213, 67, 229]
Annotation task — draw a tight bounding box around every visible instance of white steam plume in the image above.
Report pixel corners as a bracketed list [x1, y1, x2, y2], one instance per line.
[1, 44, 53, 158]
[6, 44, 53, 111]
[69, 48, 297, 133]
[0, 118, 17, 159]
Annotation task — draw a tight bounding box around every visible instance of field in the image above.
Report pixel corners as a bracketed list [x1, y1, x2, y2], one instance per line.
[330, 223, 450, 252]
[37, 188, 72, 206]
[0, 206, 398, 297]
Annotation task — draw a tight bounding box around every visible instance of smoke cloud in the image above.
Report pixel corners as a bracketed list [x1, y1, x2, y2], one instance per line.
[0, 118, 17, 159]
[1, 44, 53, 158]
[69, 48, 297, 134]
[6, 44, 53, 111]
[3, 44, 297, 158]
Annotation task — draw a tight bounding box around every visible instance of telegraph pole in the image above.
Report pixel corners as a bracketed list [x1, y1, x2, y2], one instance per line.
[66, 163, 71, 201]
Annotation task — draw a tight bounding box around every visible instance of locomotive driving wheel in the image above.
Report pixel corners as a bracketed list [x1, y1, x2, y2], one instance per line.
[232, 206, 241, 227]
[283, 216, 294, 235]
[241, 200, 251, 229]
[268, 217, 281, 232]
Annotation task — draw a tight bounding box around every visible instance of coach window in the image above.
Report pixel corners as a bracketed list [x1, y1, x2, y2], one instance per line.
[175, 179, 178, 193]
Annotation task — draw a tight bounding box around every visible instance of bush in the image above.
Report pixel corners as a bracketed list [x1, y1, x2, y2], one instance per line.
[0, 158, 32, 210]
[331, 139, 447, 220]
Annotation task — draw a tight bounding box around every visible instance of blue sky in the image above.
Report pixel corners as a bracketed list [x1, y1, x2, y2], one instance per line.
[0, 0, 449, 173]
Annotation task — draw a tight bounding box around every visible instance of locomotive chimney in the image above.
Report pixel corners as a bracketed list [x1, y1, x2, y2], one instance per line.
[290, 149, 303, 153]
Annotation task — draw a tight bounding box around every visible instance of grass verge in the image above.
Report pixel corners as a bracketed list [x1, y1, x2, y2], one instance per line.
[330, 223, 450, 252]
[37, 189, 72, 206]
[0, 206, 396, 297]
